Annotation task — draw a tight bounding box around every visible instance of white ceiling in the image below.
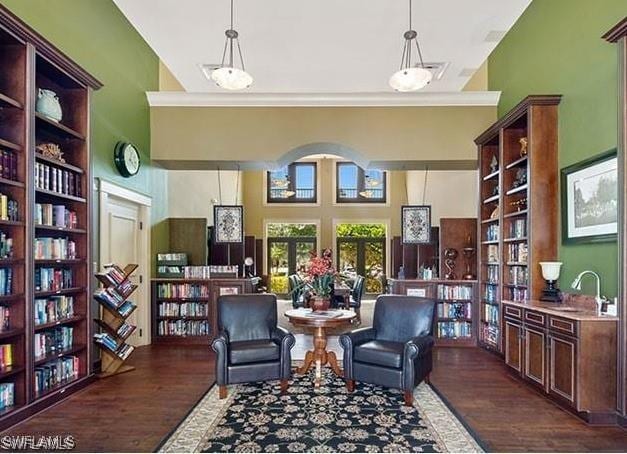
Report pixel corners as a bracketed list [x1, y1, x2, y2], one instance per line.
[113, 0, 531, 94]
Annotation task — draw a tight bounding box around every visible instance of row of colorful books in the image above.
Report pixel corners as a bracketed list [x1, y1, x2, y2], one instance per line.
[509, 287, 528, 302]
[34, 237, 76, 260]
[507, 242, 528, 264]
[508, 266, 529, 286]
[0, 231, 13, 259]
[94, 287, 126, 309]
[486, 264, 499, 283]
[157, 320, 210, 336]
[0, 149, 17, 182]
[97, 264, 131, 288]
[484, 283, 498, 303]
[484, 304, 499, 325]
[0, 383, 14, 410]
[35, 203, 78, 229]
[482, 324, 499, 346]
[0, 268, 12, 296]
[0, 343, 12, 368]
[508, 218, 527, 239]
[485, 224, 499, 242]
[0, 194, 18, 222]
[437, 321, 472, 339]
[35, 268, 73, 292]
[34, 356, 79, 396]
[35, 162, 82, 198]
[437, 302, 471, 319]
[93, 332, 119, 352]
[156, 283, 210, 299]
[34, 327, 73, 360]
[116, 323, 135, 338]
[0, 306, 9, 332]
[157, 302, 207, 317]
[34, 296, 74, 326]
[436, 285, 473, 300]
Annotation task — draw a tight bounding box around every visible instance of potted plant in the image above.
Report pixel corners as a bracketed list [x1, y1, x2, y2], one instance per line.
[293, 249, 337, 311]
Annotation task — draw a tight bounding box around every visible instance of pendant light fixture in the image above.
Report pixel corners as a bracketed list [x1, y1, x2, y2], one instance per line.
[389, 0, 432, 92]
[203, 0, 253, 90]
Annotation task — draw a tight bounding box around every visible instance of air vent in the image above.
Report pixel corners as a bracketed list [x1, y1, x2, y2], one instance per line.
[484, 30, 507, 42]
[421, 62, 449, 81]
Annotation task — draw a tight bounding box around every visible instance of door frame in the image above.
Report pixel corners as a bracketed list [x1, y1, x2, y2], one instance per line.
[262, 219, 321, 275]
[332, 218, 390, 276]
[98, 179, 152, 345]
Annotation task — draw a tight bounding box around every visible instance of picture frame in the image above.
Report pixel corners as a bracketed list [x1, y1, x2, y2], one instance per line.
[561, 149, 618, 244]
[213, 205, 244, 244]
[401, 205, 431, 244]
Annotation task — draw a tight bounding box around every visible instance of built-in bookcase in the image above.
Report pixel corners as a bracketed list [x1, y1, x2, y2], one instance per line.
[0, 6, 101, 429]
[476, 95, 560, 353]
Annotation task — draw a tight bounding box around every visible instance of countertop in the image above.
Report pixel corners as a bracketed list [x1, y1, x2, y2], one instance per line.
[502, 299, 618, 322]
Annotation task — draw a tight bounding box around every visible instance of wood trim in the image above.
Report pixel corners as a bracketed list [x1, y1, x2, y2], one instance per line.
[0, 5, 102, 89]
[549, 335, 577, 403]
[603, 17, 627, 43]
[524, 325, 546, 386]
[524, 310, 546, 327]
[98, 179, 152, 207]
[549, 317, 577, 336]
[504, 305, 522, 320]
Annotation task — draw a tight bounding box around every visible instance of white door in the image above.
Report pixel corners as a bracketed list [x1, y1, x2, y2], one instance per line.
[101, 195, 146, 346]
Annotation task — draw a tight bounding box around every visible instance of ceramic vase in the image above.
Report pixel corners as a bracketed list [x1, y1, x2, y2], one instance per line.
[36, 88, 63, 122]
[310, 296, 331, 311]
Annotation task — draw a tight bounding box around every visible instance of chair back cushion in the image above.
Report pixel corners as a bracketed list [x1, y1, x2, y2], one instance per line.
[373, 295, 435, 343]
[351, 275, 366, 303]
[217, 294, 277, 341]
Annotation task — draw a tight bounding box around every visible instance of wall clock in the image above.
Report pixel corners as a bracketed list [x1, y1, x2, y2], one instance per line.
[114, 142, 140, 177]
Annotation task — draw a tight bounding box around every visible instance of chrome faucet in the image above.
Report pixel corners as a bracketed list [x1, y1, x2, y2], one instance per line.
[571, 270, 606, 314]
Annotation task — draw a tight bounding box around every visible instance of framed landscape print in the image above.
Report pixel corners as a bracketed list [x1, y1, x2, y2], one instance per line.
[401, 205, 431, 244]
[561, 149, 618, 244]
[214, 205, 244, 244]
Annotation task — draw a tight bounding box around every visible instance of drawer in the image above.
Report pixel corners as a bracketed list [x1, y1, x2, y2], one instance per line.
[548, 316, 578, 337]
[503, 304, 522, 320]
[524, 310, 546, 328]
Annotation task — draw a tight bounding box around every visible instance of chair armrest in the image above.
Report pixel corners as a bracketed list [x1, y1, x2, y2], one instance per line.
[272, 326, 296, 380]
[404, 335, 434, 360]
[339, 327, 376, 381]
[211, 330, 229, 386]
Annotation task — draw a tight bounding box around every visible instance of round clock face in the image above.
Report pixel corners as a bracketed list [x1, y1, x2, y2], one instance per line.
[114, 142, 140, 177]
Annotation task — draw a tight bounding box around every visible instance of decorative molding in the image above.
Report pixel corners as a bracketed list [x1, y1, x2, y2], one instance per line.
[147, 91, 501, 108]
[603, 17, 627, 43]
[98, 179, 152, 206]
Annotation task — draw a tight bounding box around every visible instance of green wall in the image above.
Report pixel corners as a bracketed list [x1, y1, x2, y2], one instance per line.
[0, 0, 169, 271]
[488, 0, 624, 298]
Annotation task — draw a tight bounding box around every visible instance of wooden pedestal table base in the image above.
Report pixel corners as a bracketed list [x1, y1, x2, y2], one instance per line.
[285, 308, 356, 388]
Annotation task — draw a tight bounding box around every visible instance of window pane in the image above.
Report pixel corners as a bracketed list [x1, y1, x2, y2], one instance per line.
[295, 164, 315, 199]
[269, 167, 290, 199]
[364, 169, 385, 199]
[338, 164, 358, 199]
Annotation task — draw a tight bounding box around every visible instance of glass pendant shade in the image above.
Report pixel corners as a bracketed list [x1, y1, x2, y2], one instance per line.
[389, 67, 432, 92]
[211, 66, 253, 90]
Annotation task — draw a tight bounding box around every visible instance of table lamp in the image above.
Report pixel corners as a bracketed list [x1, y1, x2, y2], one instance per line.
[539, 262, 562, 302]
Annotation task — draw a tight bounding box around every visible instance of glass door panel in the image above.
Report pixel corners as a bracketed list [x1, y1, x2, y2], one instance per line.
[338, 240, 358, 277]
[364, 240, 385, 293]
[268, 240, 289, 294]
[295, 241, 315, 274]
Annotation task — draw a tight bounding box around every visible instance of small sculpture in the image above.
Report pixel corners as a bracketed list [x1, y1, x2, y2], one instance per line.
[443, 248, 459, 280]
[489, 155, 499, 173]
[36, 143, 66, 163]
[510, 197, 528, 211]
[492, 184, 499, 196]
[512, 168, 527, 188]
[490, 206, 499, 219]
[519, 137, 528, 157]
[462, 235, 476, 280]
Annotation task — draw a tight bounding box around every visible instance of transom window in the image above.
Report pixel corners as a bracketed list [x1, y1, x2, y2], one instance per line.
[336, 162, 386, 203]
[267, 162, 317, 203]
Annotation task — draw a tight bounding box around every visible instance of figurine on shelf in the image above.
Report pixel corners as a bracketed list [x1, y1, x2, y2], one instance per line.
[489, 155, 499, 173]
[490, 206, 499, 219]
[462, 235, 476, 280]
[36, 143, 66, 163]
[510, 197, 528, 211]
[519, 137, 528, 157]
[443, 248, 458, 280]
[512, 168, 527, 188]
[36, 88, 63, 123]
[492, 184, 499, 196]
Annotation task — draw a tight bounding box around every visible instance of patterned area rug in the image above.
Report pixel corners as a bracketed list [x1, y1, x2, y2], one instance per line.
[160, 370, 482, 453]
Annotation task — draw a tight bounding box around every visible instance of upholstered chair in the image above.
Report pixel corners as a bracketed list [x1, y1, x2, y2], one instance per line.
[288, 274, 306, 308]
[339, 295, 435, 406]
[211, 294, 295, 399]
[348, 275, 366, 322]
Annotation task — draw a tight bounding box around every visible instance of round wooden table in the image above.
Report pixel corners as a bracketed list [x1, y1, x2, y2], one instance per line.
[285, 308, 356, 387]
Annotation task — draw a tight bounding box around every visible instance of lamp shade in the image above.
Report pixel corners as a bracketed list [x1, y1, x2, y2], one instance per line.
[389, 67, 432, 92]
[211, 66, 253, 90]
[539, 262, 562, 281]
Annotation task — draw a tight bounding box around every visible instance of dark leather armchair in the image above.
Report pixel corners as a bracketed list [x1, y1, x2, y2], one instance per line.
[339, 295, 435, 406]
[348, 275, 366, 322]
[211, 294, 295, 399]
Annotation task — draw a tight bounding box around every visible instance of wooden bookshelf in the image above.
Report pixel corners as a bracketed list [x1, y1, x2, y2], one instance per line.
[475, 95, 560, 354]
[0, 5, 101, 429]
[151, 278, 255, 345]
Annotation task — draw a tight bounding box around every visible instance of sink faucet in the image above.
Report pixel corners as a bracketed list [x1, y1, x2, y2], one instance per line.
[571, 270, 606, 314]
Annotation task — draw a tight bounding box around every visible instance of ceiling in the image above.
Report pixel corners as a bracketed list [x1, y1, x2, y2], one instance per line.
[114, 0, 531, 94]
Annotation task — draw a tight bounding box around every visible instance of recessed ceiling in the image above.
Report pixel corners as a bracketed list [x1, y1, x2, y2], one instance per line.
[113, 0, 531, 93]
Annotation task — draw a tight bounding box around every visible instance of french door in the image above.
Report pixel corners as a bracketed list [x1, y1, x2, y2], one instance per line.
[336, 237, 385, 294]
[267, 237, 316, 294]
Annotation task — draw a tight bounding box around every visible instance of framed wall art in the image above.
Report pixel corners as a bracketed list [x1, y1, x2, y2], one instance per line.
[401, 205, 431, 244]
[561, 149, 618, 244]
[214, 205, 244, 244]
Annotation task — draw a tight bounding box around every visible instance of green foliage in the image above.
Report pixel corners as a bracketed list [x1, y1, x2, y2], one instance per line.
[270, 275, 288, 294]
[267, 223, 317, 238]
[336, 224, 386, 238]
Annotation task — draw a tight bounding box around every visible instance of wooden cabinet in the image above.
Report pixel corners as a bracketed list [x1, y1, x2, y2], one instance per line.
[503, 301, 617, 423]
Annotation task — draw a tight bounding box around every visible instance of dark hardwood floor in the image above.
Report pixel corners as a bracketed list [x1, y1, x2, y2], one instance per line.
[3, 345, 626, 452]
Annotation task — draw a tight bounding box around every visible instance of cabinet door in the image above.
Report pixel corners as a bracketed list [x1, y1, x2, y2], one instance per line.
[548, 334, 577, 406]
[523, 326, 547, 389]
[505, 319, 523, 372]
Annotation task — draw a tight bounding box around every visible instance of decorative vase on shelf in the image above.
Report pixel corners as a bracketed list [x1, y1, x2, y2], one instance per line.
[310, 296, 331, 312]
[36, 88, 63, 122]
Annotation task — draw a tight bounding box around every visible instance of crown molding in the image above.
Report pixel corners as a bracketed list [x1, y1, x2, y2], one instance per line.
[146, 91, 500, 107]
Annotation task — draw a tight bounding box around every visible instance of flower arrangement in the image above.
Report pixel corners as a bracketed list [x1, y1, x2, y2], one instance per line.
[304, 249, 336, 298]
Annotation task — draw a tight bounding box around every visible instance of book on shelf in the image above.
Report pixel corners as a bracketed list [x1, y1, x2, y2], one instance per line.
[486, 265, 498, 283]
[484, 284, 498, 303]
[509, 219, 527, 239]
[437, 321, 472, 339]
[117, 301, 136, 317]
[156, 253, 187, 261]
[509, 266, 529, 286]
[100, 264, 127, 286]
[158, 319, 209, 336]
[510, 287, 528, 302]
[507, 242, 528, 264]
[34, 356, 79, 396]
[34, 237, 76, 260]
[0, 344, 12, 368]
[94, 288, 126, 309]
[485, 224, 499, 242]
[158, 302, 207, 317]
[0, 150, 18, 182]
[34, 296, 74, 326]
[482, 324, 499, 346]
[156, 283, 209, 299]
[437, 285, 473, 300]
[34, 327, 73, 359]
[487, 245, 499, 263]
[35, 203, 78, 229]
[93, 332, 119, 352]
[0, 231, 13, 259]
[116, 323, 135, 338]
[438, 302, 471, 318]
[35, 268, 73, 292]
[0, 383, 14, 410]
[483, 304, 499, 325]
[116, 344, 134, 360]
[0, 268, 12, 296]
[35, 163, 81, 197]
[0, 306, 9, 332]
[0, 194, 18, 222]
